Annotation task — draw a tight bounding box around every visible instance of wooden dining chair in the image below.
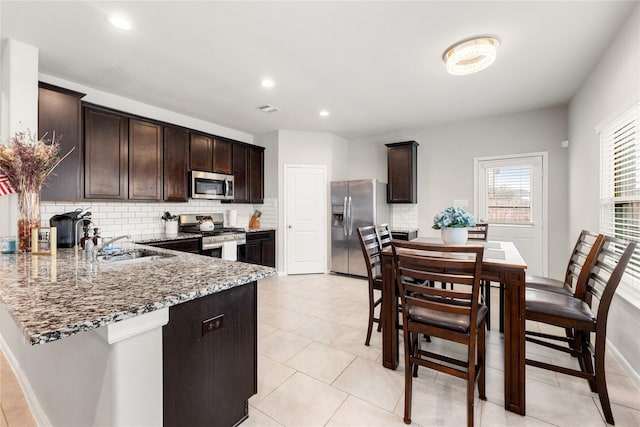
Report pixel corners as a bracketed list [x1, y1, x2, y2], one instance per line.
[376, 223, 392, 250]
[525, 235, 636, 425]
[391, 241, 487, 427]
[356, 225, 384, 346]
[467, 223, 489, 241]
[526, 230, 601, 296]
[466, 223, 497, 331]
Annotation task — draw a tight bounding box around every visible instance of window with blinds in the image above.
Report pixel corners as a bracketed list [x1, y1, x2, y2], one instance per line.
[486, 166, 532, 224]
[599, 103, 640, 304]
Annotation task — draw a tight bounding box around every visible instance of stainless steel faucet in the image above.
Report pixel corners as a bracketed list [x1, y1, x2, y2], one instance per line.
[96, 235, 131, 256]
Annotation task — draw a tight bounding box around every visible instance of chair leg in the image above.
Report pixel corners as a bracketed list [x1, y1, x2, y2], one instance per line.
[365, 287, 375, 346]
[478, 320, 487, 401]
[404, 330, 414, 424]
[467, 338, 477, 427]
[499, 283, 505, 333]
[579, 332, 597, 393]
[594, 331, 615, 425]
[483, 280, 491, 331]
[412, 333, 419, 378]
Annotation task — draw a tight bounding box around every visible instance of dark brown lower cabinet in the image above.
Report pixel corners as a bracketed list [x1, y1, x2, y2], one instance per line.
[245, 230, 275, 267]
[163, 282, 257, 427]
[145, 238, 199, 254]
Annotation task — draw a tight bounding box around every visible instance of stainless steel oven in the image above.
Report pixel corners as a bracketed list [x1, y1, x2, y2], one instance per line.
[190, 171, 234, 200]
[179, 213, 246, 261]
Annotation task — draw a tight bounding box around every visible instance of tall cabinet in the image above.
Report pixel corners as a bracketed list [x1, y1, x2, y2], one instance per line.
[386, 141, 418, 203]
[38, 83, 85, 201]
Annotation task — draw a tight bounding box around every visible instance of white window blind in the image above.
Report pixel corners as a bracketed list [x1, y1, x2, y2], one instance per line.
[599, 103, 640, 305]
[486, 166, 532, 224]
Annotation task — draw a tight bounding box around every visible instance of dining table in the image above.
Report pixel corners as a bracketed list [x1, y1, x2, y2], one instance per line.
[381, 238, 528, 416]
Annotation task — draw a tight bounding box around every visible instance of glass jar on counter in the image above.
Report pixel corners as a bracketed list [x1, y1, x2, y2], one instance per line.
[0, 236, 17, 254]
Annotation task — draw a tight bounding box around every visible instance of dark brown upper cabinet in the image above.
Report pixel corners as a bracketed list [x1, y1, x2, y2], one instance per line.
[84, 107, 128, 200]
[249, 146, 264, 204]
[163, 126, 189, 202]
[386, 141, 418, 203]
[190, 133, 213, 172]
[232, 143, 250, 203]
[38, 83, 85, 202]
[213, 138, 233, 174]
[128, 119, 163, 200]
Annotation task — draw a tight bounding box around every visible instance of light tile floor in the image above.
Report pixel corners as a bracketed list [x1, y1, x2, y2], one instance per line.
[1, 273, 639, 426]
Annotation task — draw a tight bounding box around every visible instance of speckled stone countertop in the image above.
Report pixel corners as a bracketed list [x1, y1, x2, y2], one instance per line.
[0, 246, 276, 345]
[246, 228, 276, 233]
[134, 232, 201, 244]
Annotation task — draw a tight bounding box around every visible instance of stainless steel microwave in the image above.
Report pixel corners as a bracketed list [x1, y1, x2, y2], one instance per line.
[190, 171, 234, 200]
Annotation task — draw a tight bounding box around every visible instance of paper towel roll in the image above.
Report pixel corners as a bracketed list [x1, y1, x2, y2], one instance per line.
[228, 210, 237, 227]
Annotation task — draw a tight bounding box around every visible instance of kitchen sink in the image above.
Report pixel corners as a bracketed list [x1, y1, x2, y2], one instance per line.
[96, 249, 176, 264]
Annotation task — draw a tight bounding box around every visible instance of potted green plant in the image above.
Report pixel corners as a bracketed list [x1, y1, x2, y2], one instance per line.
[432, 206, 477, 244]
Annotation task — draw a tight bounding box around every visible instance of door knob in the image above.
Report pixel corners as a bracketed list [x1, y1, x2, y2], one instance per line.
[288, 225, 293, 229]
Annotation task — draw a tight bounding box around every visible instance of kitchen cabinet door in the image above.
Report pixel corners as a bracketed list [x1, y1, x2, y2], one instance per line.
[164, 125, 189, 202]
[386, 141, 419, 203]
[146, 238, 199, 254]
[213, 138, 233, 174]
[232, 143, 250, 203]
[38, 83, 85, 202]
[129, 119, 163, 200]
[190, 133, 213, 172]
[249, 146, 264, 204]
[245, 230, 275, 267]
[84, 107, 128, 199]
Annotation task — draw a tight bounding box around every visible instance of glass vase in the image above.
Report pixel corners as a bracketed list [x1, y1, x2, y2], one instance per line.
[17, 191, 41, 253]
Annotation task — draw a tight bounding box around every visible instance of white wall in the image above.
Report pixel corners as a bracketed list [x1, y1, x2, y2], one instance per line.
[568, 4, 640, 380]
[349, 105, 570, 279]
[0, 39, 39, 237]
[272, 130, 349, 272]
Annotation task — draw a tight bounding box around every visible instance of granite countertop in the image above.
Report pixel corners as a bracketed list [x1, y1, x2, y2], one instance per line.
[134, 232, 202, 244]
[0, 246, 276, 345]
[246, 228, 276, 233]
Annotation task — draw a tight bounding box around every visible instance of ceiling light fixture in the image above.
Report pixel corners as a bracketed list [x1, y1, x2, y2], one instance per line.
[443, 36, 499, 76]
[319, 110, 330, 117]
[261, 78, 275, 88]
[109, 15, 132, 30]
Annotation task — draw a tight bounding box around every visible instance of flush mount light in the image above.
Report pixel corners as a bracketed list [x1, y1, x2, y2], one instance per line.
[443, 36, 499, 76]
[109, 15, 132, 30]
[319, 110, 330, 117]
[261, 78, 275, 88]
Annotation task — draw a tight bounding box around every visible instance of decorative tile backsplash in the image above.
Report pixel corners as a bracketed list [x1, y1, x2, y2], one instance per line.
[40, 198, 277, 239]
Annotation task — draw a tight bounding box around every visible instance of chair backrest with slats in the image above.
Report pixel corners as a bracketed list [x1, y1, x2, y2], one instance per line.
[376, 224, 392, 250]
[357, 225, 383, 281]
[467, 223, 489, 241]
[567, 231, 604, 297]
[584, 236, 636, 320]
[391, 241, 485, 338]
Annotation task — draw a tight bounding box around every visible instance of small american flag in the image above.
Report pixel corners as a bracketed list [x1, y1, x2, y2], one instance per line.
[0, 174, 15, 197]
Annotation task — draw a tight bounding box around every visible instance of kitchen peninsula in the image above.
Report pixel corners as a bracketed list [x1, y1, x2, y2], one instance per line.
[0, 245, 276, 426]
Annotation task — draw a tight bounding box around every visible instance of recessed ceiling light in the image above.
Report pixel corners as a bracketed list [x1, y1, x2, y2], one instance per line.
[319, 110, 330, 117]
[109, 15, 132, 30]
[261, 78, 275, 88]
[443, 36, 499, 76]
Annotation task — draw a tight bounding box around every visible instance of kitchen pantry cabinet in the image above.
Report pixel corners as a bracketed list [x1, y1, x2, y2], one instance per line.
[38, 83, 85, 202]
[386, 141, 419, 203]
[245, 230, 275, 267]
[163, 126, 190, 202]
[232, 143, 264, 204]
[84, 107, 128, 199]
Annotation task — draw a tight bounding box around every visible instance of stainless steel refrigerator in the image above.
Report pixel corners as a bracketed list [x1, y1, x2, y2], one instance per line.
[330, 179, 389, 277]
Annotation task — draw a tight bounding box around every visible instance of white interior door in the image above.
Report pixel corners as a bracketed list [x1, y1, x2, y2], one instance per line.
[284, 165, 327, 274]
[475, 153, 547, 276]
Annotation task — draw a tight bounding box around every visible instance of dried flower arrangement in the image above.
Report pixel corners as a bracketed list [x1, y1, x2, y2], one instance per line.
[0, 129, 72, 194]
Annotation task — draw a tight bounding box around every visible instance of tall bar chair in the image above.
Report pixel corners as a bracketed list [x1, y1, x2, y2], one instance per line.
[467, 223, 496, 330]
[356, 225, 384, 346]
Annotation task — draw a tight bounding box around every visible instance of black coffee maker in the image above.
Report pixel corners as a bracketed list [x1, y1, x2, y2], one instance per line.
[49, 208, 91, 248]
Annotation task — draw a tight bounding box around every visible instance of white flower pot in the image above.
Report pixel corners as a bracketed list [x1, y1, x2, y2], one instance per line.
[441, 227, 468, 244]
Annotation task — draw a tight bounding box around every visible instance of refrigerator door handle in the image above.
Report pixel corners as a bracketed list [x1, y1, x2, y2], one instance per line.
[343, 196, 348, 236]
[347, 196, 353, 236]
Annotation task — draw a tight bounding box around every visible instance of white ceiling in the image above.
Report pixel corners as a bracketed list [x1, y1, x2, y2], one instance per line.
[1, 1, 637, 139]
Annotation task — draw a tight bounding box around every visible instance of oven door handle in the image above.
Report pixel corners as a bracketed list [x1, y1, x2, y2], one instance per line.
[202, 242, 223, 250]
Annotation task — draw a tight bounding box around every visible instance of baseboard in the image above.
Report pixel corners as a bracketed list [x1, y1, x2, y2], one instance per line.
[607, 338, 640, 389]
[0, 333, 52, 426]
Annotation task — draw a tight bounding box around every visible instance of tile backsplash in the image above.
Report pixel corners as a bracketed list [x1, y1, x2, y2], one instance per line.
[390, 203, 419, 230]
[40, 198, 277, 239]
